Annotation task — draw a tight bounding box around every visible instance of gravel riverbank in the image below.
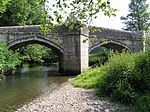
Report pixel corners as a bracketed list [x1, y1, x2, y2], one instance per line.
[16, 79, 126, 112]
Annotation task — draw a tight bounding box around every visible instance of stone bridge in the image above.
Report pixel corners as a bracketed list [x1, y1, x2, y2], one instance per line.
[0, 25, 144, 74]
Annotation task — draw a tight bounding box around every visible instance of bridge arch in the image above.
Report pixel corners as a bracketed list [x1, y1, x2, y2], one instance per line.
[90, 40, 132, 53]
[0, 25, 144, 74]
[8, 35, 64, 72]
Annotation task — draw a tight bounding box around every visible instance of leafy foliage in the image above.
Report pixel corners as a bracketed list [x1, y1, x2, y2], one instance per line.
[0, 0, 117, 33]
[0, 0, 10, 13]
[0, 41, 21, 73]
[18, 44, 58, 64]
[0, 0, 47, 26]
[89, 49, 109, 66]
[73, 51, 150, 109]
[41, 0, 117, 31]
[121, 0, 150, 31]
[98, 52, 150, 104]
[133, 94, 150, 112]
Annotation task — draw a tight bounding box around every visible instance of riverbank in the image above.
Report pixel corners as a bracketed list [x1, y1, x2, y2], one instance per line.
[16, 78, 126, 112]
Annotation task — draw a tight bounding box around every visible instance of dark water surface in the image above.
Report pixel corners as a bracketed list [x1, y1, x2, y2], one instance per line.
[0, 64, 73, 111]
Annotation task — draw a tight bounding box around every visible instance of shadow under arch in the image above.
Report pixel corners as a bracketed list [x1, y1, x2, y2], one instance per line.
[8, 36, 64, 73]
[90, 40, 132, 53]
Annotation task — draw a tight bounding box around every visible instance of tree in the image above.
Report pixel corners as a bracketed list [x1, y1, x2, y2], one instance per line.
[0, 0, 47, 26]
[0, 41, 21, 77]
[0, 0, 117, 30]
[20, 44, 58, 64]
[121, 0, 150, 31]
[0, 0, 117, 65]
[45, 0, 117, 31]
[0, 0, 10, 13]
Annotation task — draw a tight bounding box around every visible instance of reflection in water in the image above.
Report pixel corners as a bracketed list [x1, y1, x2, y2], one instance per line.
[0, 64, 73, 111]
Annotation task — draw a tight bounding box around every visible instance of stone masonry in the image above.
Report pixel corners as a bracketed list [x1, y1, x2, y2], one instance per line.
[0, 25, 144, 74]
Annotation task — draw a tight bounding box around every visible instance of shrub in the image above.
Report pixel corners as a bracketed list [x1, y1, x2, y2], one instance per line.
[0, 41, 21, 73]
[97, 51, 150, 104]
[133, 51, 150, 93]
[0, 41, 21, 79]
[97, 53, 135, 103]
[73, 50, 150, 106]
[133, 94, 150, 112]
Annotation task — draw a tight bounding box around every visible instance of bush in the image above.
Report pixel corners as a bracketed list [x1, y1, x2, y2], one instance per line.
[73, 50, 150, 106]
[97, 51, 150, 104]
[133, 51, 150, 93]
[0, 41, 21, 78]
[133, 94, 150, 112]
[0, 41, 21, 72]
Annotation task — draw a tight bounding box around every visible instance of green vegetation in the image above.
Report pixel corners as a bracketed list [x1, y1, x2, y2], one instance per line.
[18, 44, 58, 64]
[134, 94, 150, 112]
[0, 0, 117, 30]
[73, 66, 107, 89]
[44, 0, 117, 31]
[72, 51, 150, 111]
[0, 42, 58, 79]
[97, 52, 150, 103]
[73, 49, 110, 88]
[0, 0, 59, 65]
[0, 42, 59, 80]
[0, 0, 47, 26]
[0, 0, 10, 13]
[121, 0, 150, 31]
[0, 41, 21, 78]
[89, 49, 109, 66]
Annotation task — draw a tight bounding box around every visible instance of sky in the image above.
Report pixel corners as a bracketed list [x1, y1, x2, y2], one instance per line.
[91, 0, 150, 30]
[47, 0, 150, 30]
[91, 0, 130, 30]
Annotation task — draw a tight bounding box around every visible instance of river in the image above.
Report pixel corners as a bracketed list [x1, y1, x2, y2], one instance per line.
[0, 64, 73, 111]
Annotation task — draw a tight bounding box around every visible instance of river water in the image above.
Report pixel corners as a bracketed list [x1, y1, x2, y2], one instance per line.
[0, 64, 73, 111]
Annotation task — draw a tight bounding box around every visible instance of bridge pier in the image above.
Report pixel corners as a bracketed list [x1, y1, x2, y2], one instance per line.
[0, 25, 145, 75]
[62, 26, 89, 75]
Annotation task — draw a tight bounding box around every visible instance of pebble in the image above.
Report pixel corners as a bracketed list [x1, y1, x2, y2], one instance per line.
[16, 79, 125, 112]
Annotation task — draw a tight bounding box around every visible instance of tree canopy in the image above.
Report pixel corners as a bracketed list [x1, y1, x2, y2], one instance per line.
[121, 0, 150, 31]
[45, 0, 117, 30]
[0, 0, 117, 29]
[0, 0, 47, 26]
[19, 44, 58, 63]
[0, 0, 10, 13]
[0, 41, 21, 72]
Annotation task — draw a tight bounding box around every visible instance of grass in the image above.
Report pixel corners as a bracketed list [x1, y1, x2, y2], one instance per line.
[73, 50, 109, 89]
[72, 66, 107, 89]
[72, 51, 150, 111]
